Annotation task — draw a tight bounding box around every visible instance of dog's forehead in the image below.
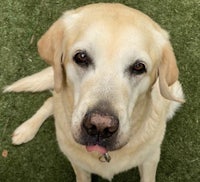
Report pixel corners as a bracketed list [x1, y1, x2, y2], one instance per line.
[70, 3, 152, 23]
[63, 3, 167, 64]
[64, 3, 156, 39]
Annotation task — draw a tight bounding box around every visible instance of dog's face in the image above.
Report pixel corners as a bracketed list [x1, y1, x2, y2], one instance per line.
[66, 20, 160, 151]
[37, 4, 179, 151]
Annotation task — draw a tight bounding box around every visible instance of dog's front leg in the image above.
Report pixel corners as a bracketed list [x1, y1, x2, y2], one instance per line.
[72, 163, 91, 182]
[12, 97, 53, 145]
[138, 147, 160, 182]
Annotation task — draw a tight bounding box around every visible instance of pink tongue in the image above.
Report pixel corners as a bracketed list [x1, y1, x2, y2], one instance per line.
[86, 145, 107, 154]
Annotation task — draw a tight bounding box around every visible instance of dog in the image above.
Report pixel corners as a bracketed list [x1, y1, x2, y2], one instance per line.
[4, 3, 184, 182]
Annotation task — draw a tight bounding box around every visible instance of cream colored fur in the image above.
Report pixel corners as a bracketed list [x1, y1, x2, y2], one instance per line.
[4, 3, 184, 182]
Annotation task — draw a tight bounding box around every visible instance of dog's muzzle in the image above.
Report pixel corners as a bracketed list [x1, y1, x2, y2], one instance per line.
[78, 102, 120, 151]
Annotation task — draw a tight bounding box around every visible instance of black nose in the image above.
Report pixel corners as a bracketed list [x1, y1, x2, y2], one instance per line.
[82, 110, 119, 139]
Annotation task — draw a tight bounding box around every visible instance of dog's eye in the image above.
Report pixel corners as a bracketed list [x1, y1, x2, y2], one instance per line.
[129, 61, 146, 75]
[73, 51, 92, 68]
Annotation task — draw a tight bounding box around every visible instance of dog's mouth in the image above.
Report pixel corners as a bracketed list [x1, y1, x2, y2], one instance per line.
[86, 144, 107, 154]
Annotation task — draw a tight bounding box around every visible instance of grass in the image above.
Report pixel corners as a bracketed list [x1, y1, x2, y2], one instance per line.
[0, 0, 199, 181]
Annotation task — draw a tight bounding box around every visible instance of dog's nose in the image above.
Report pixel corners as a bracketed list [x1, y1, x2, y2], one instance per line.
[82, 111, 119, 139]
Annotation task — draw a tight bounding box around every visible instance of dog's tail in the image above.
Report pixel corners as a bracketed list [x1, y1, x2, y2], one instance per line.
[3, 67, 54, 93]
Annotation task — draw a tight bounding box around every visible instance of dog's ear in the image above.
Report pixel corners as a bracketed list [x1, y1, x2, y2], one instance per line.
[158, 43, 184, 103]
[37, 18, 65, 92]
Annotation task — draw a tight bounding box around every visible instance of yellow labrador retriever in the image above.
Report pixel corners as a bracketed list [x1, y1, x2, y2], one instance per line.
[5, 3, 184, 182]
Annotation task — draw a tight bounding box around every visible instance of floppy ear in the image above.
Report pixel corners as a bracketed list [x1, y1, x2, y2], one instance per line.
[37, 18, 65, 92]
[158, 44, 184, 103]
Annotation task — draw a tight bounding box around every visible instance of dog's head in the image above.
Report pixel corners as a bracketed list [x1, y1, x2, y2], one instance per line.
[37, 3, 182, 152]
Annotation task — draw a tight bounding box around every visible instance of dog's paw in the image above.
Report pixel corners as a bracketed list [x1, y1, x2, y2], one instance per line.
[12, 120, 39, 145]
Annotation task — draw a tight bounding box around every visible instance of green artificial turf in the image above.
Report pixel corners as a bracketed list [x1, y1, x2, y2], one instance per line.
[0, 0, 199, 181]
